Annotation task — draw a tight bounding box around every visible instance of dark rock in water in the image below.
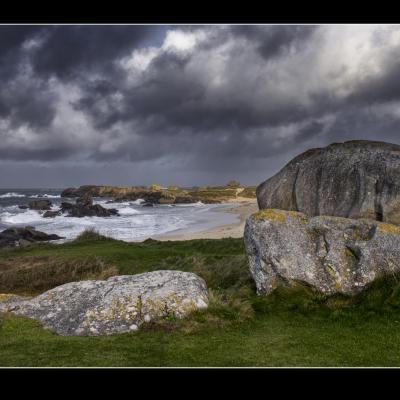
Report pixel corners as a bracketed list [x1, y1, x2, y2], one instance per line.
[142, 202, 154, 207]
[244, 209, 400, 295]
[60, 202, 74, 211]
[43, 210, 61, 218]
[173, 196, 194, 204]
[0, 227, 63, 248]
[257, 140, 400, 225]
[28, 199, 52, 210]
[60, 185, 100, 198]
[18, 205, 28, 210]
[60, 198, 119, 218]
[76, 193, 93, 207]
[60, 187, 78, 197]
[158, 193, 175, 204]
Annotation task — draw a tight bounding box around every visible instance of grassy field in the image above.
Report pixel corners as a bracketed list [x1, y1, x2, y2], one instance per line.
[1, 233, 400, 367]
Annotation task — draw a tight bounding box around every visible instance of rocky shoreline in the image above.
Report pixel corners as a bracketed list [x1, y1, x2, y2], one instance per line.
[61, 184, 256, 205]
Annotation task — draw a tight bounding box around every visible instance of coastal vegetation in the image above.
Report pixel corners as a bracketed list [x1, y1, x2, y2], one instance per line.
[1, 233, 400, 366]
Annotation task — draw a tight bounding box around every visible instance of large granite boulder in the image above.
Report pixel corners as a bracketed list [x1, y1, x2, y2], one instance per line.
[257, 141, 400, 225]
[244, 209, 400, 295]
[0, 227, 63, 248]
[0, 270, 208, 335]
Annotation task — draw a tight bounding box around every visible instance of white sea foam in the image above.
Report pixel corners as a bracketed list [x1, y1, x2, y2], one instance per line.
[174, 201, 205, 207]
[0, 209, 43, 225]
[29, 194, 61, 198]
[132, 199, 145, 205]
[0, 192, 26, 198]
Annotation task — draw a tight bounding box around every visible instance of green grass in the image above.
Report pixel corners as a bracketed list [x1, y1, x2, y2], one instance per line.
[1, 234, 400, 367]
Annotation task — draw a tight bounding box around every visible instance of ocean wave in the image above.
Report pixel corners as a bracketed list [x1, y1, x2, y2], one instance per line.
[29, 194, 61, 198]
[0, 192, 26, 198]
[132, 199, 145, 205]
[0, 210, 44, 225]
[117, 207, 140, 216]
[174, 201, 205, 207]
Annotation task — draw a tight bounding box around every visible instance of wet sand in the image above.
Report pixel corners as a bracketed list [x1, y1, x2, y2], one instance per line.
[154, 197, 258, 241]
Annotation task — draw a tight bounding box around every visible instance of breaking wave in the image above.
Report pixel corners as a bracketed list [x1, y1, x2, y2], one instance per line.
[0, 192, 26, 198]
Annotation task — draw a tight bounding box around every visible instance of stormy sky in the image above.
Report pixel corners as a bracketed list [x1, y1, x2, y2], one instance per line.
[1, 24, 400, 188]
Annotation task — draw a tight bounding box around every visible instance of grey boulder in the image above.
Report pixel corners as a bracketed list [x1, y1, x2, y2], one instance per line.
[257, 140, 400, 225]
[244, 209, 400, 295]
[0, 270, 208, 336]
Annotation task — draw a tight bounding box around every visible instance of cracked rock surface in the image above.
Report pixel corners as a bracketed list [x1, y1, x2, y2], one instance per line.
[0, 270, 208, 336]
[257, 140, 400, 225]
[244, 209, 400, 295]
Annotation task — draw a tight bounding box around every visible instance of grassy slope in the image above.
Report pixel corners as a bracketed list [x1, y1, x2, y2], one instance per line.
[1, 235, 400, 367]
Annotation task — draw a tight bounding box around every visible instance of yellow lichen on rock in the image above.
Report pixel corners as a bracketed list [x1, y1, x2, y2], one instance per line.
[253, 209, 287, 222]
[253, 209, 307, 223]
[378, 222, 400, 235]
[0, 293, 16, 302]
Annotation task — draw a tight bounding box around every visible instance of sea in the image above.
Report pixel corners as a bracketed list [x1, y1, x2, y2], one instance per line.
[0, 188, 238, 242]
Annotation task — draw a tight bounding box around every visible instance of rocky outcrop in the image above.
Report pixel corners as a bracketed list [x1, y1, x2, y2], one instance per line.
[61, 195, 119, 218]
[61, 185, 104, 197]
[28, 199, 52, 210]
[0, 270, 209, 336]
[244, 209, 400, 295]
[61, 185, 148, 199]
[61, 185, 234, 204]
[114, 191, 178, 205]
[0, 227, 63, 248]
[257, 141, 400, 225]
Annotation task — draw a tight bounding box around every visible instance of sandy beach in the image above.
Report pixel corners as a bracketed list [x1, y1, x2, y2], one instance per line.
[155, 197, 258, 241]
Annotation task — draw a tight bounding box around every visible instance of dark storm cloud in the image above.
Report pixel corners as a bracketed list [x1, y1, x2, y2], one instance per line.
[347, 57, 400, 106]
[0, 26, 38, 55]
[75, 42, 312, 135]
[0, 25, 39, 78]
[0, 77, 57, 129]
[0, 25, 158, 132]
[30, 25, 159, 79]
[230, 25, 317, 59]
[2, 25, 400, 186]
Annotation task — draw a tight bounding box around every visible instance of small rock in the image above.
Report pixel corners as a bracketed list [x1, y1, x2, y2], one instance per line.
[43, 211, 61, 218]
